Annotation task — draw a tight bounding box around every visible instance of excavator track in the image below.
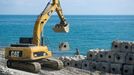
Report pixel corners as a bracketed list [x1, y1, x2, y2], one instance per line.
[7, 60, 41, 73]
[40, 58, 64, 70]
[6, 58, 63, 73]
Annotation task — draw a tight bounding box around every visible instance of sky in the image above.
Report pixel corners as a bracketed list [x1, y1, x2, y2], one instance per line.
[0, 0, 134, 15]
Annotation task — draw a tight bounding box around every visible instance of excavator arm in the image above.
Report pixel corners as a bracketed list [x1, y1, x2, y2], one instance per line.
[56, 0, 67, 24]
[32, 0, 69, 46]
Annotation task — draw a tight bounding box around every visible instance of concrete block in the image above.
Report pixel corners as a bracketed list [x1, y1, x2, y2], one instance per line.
[64, 56, 72, 67]
[126, 53, 134, 64]
[120, 41, 132, 52]
[89, 61, 99, 71]
[71, 60, 82, 69]
[87, 50, 98, 60]
[106, 51, 115, 62]
[110, 63, 123, 74]
[115, 52, 126, 64]
[64, 60, 71, 67]
[123, 65, 133, 75]
[111, 40, 122, 52]
[98, 62, 110, 73]
[96, 51, 108, 62]
[59, 42, 70, 51]
[81, 60, 91, 70]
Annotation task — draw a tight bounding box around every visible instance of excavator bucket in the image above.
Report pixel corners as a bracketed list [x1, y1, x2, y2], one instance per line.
[53, 24, 69, 33]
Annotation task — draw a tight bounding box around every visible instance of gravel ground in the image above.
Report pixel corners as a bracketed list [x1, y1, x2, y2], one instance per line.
[0, 48, 119, 75]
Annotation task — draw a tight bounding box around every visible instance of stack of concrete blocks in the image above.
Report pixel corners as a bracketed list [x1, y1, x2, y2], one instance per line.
[111, 40, 134, 75]
[59, 55, 86, 69]
[96, 50, 111, 73]
[84, 49, 100, 71]
[84, 40, 134, 75]
[85, 48, 110, 72]
[59, 40, 134, 75]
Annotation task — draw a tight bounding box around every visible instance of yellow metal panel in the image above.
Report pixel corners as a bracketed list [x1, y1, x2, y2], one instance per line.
[5, 46, 52, 61]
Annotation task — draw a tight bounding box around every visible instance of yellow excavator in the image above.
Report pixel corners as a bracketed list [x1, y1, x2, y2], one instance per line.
[5, 0, 69, 73]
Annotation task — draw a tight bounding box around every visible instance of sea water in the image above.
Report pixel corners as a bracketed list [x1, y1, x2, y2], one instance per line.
[0, 15, 134, 56]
